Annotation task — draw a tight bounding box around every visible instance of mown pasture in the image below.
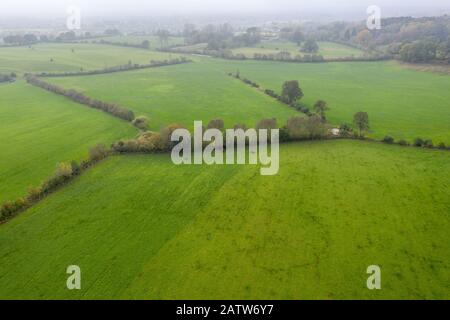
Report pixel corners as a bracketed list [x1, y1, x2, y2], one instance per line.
[0, 140, 448, 299]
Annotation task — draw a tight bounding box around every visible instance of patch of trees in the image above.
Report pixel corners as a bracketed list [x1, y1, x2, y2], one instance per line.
[0, 73, 16, 83]
[313, 15, 450, 64]
[0, 144, 109, 224]
[26, 76, 136, 122]
[2, 34, 38, 46]
[35, 57, 190, 77]
[280, 27, 306, 46]
[182, 23, 261, 50]
[301, 39, 319, 53]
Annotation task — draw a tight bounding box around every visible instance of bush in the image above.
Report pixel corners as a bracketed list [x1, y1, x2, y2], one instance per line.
[207, 119, 225, 130]
[398, 139, 409, 146]
[423, 140, 434, 148]
[413, 138, 424, 147]
[437, 142, 446, 150]
[339, 123, 353, 136]
[256, 118, 277, 131]
[71, 160, 81, 176]
[382, 136, 394, 144]
[132, 116, 150, 130]
[27, 185, 42, 202]
[89, 144, 109, 162]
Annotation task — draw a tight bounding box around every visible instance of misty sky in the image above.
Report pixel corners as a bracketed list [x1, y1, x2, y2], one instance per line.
[0, 0, 449, 17]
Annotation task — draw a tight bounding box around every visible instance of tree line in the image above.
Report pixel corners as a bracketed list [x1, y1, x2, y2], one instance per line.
[35, 57, 190, 77]
[26, 75, 136, 122]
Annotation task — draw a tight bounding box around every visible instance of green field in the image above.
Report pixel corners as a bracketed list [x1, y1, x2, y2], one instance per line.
[204, 59, 450, 143]
[46, 62, 299, 131]
[0, 43, 180, 73]
[0, 80, 137, 203]
[46, 57, 450, 143]
[96, 35, 185, 48]
[232, 41, 364, 59]
[0, 140, 448, 299]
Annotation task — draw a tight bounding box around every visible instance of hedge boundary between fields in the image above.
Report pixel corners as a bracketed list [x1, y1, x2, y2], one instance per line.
[158, 47, 392, 64]
[34, 57, 191, 77]
[1, 133, 447, 225]
[227, 72, 312, 116]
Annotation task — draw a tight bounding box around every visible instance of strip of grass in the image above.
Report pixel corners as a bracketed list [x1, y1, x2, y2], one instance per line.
[0, 140, 448, 299]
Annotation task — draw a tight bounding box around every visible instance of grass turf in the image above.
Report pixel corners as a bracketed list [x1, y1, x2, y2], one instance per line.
[232, 41, 364, 59]
[0, 43, 182, 74]
[203, 59, 450, 144]
[0, 140, 448, 299]
[0, 80, 137, 203]
[45, 61, 299, 131]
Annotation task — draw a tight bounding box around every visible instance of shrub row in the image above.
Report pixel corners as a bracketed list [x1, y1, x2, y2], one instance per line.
[91, 39, 150, 49]
[112, 115, 329, 154]
[381, 136, 450, 150]
[161, 47, 390, 63]
[380, 136, 448, 150]
[26, 75, 136, 122]
[0, 72, 17, 83]
[0, 145, 109, 223]
[228, 73, 311, 116]
[35, 58, 190, 77]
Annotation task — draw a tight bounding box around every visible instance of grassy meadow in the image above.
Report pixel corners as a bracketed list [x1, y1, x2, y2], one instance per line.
[46, 61, 299, 131]
[46, 55, 450, 143]
[232, 41, 364, 59]
[206, 59, 450, 143]
[0, 43, 181, 73]
[0, 140, 448, 299]
[96, 35, 185, 48]
[0, 80, 137, 203]
[0, 38, 449, 301]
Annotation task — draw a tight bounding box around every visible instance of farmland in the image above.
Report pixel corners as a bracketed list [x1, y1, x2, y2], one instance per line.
[0, 140, 448, 299]
[0, 43, 180, 73]
[47, 56, 450, 143]
[232, 41, 365, 59]
[207, 59, 450, 143]
[46, 61, 299, 131]
[0, 14, 449, 301]
[0, 80, 137, 203]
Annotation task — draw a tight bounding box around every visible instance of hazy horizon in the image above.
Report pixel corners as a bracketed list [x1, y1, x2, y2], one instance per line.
[0, 0, 449, 18]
